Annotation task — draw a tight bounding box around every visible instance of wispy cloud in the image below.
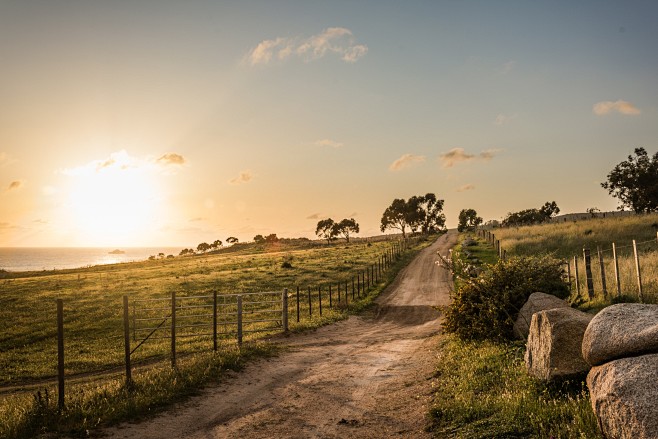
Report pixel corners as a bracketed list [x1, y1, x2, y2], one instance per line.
[306, 213, 321, 220]
[439, 148, 501, 168]
[389, 154, 426, 171]
[157, 153, 186, 166]
[593, 100, 641, 116]
[247, 27, 368, 66]
[314, 139, 343, 148]
[62, 150, 187, 176]
[8, 180, 23, 191]
[229, 170, 254, 185]
[457, 184, 476, 192]
[494, 113, 517, 126]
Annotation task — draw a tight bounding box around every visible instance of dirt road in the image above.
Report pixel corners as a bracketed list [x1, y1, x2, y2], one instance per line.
[104, 231, 457, 439]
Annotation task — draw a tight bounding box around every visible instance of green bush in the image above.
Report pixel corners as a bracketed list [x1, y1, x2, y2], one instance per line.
[443, 255, 570, 341]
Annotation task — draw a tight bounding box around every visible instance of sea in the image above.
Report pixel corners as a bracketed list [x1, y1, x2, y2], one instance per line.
[0, 247, 183, 272]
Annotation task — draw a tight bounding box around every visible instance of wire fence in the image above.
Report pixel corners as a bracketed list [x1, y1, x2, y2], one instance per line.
[477, 229, 658, 303]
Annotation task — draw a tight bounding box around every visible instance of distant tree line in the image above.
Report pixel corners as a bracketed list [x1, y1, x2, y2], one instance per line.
[502, 201, 560, 227]
[380, 193, 446, 237]
[315, 218, 360, 243]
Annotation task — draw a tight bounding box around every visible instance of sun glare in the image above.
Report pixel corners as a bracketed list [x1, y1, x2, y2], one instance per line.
[64, 151, 164, 246]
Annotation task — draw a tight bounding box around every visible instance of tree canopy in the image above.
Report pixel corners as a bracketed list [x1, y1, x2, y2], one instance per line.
[601, 147, 658, 213]
[315, 218, 360, 243]
[502, 201, 560, 227]
[380, 193, 446, 237]
[457, 208, 483, 232]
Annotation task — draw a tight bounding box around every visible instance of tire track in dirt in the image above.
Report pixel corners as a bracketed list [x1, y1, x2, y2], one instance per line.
[103, 231, 457, 439]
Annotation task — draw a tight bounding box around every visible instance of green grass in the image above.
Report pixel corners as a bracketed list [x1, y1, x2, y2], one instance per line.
[0, 235, 433, 438]
[490, 214, 658, 305]
[429, 336, 601, 439]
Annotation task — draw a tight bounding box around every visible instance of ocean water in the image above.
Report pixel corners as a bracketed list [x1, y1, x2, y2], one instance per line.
[0, 247, 182, 272]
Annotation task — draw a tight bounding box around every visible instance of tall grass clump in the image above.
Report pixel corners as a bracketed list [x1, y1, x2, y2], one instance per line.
[429, 336, 601, 438]
[443, 255, 570, 341]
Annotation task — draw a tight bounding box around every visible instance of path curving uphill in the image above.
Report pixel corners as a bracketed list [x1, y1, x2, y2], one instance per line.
[105, 231, 457, 438]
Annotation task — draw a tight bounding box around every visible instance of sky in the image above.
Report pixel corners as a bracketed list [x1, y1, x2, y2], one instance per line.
[1, 0, 657, 247]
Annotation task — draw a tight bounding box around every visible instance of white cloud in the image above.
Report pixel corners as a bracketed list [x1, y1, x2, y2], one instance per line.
[314, 139, 343, 148]
[247, 27, 368, 66]
[229, 170, 254, 185]
[389, 154, 426, 171]
[593, 100, 641, 116]
[457, 184, 475, 192]
[439, 148, 502, 168]
[157, 153, 186, 166]
[62, 150, 187, 177]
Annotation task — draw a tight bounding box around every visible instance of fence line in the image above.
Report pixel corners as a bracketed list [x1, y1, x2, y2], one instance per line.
[50, 236, 421, 408]
[476, 229, 658, 304]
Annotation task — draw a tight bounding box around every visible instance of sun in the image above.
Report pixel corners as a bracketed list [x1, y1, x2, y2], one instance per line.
[64, 151, 164, 246]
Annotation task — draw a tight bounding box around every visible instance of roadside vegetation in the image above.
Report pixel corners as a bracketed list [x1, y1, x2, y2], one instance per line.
[0, 235, 434, 438]
[430, 231, 602, 438]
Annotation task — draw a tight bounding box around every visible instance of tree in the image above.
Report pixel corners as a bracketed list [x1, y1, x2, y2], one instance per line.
[226, 236, 239, 245]
[418, 193, 447, 234]
[336, 218, 360, 243]
[457, 208, 483, 232]
[315, 218, 338, 244]
[502, 201, 560, 227]
[264, 233, 279, 243]
[253, 234, 265, 243]
[380, 194, 446, 237]
[380, 198, 411, 237]
[601, 147, 658, 213]
[196, 242, 211, 253]
[211, 239, 222, 250]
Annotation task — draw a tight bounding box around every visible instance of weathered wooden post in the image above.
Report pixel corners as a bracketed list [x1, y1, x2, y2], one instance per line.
[171, 291, 176, 368]
[213, 291, 218, 351]
[352, 278, 355, 300]
[318, 286, 322, 316]
[123, 295, 132, 385]
[612, 243, 621, 297]
[573, 255, 581, 296]
[566, 260, 572, 291]
[633, 240, 644, 302]
[237, 295, 243, 346]
[583, 248, 594, 300]
[282, 288, 289, 331]
[597, 246, 608, 298]
[329, 284, 333, 307]
[57, 299, 65, 411]
[345, 281, 349, 304]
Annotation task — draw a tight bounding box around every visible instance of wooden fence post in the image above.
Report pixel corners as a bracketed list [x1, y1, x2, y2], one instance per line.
[123, 295, 132, 386]
[573, 255, 581, 296]
[57, 299, 65, 411]
[171, 291, 176, 368]
[318, 286, 322, 316]
[352, 278, 355, 300]
[597, 246, 608, 298]
[612, 243, 621, 297]
[296, 286, 300, 322]
[583, 248, 594, 300]
[213, 291, 218, 352]
[345, 281, 349, 304]
[282, 289, 289, 331]
[357, 273, 361, 297]
[566, 260, 572, 291]
[633, 240, 644, 302]
[329, 284, 333, 308]
[237, 295, 243, 346]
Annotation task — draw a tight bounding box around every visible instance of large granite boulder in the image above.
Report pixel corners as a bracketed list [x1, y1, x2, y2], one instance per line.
[513, 292, 570, 340]
[588, 353, 658, 439]
[525, 307, 593, 380]
[582, 303, 658, 367]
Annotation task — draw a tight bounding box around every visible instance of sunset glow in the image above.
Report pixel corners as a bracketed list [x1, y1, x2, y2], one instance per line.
[1, 1, 657, 247]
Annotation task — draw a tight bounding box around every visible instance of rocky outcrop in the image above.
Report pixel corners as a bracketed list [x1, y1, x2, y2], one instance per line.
[588, 353, 658, 439]
[582, 303, 658, 367]
[513, 292, 569, 339]
[525, 307, 592, 380]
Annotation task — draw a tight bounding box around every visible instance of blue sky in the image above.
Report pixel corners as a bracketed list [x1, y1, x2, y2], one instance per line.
[1, 0, 657, 246]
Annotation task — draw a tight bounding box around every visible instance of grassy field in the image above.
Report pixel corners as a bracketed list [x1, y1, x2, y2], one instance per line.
[0, 235, 431, 438]
[490, 214, 658, 305]
[429, 232, 602, 438]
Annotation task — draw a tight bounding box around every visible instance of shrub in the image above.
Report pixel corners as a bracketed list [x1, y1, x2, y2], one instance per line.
[443, 255, 569, 341]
